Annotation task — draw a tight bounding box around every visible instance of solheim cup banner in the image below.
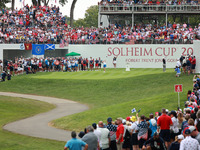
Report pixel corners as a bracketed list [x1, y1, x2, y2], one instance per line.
[69, 44, 196, 68]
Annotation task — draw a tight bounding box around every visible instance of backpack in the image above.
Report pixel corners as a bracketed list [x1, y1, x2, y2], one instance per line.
[196, 119, 200, 132]
[124, 129, 131, 142]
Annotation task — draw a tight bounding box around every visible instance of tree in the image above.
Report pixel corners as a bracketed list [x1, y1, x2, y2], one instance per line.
[70, 0, 77, 27]
[84, 5, 98, 27]
[74, 18, 87, 27]
[32, 0, 67, 6]
[0, 0, 10, 9]
[11, 0, 14, 11]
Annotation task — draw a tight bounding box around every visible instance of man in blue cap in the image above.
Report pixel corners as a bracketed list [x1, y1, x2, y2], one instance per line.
[107, 117, 117, 150]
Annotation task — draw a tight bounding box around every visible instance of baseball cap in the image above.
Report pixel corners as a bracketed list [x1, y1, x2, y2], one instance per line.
[185, 129, 191, 135]
[107, 117, 112, 123]
[126, 116, 130, 121]
[92, 123, 97, 129]
[117, 117, 123, 121]
[177, 134, 184, 140]
[130, 116, 136, 122]
[122, 119, 126, 124]
[189, 126, 196, 132]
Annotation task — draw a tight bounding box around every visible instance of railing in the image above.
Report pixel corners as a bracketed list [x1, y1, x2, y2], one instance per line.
[99, 4, 200, 13]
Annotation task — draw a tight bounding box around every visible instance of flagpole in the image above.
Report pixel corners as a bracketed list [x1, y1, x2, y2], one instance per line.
[178, 92, 180, 108]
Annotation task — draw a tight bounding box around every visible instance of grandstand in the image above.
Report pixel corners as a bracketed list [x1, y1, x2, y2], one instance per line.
[98, 0, 200, 27]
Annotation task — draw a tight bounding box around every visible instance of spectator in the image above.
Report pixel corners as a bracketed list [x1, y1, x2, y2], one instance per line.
[107, 117, 117, 150]
[149, 113, 157, 138]
[92, 123, 101, 143]
[116, 117, 124, 150]
[82, 126, 99, 150]
[169, 134, 184, 150]
[98, 121, 110, 150]
[179, 129, 199, 150]
[130, 115, 139, 150]
[189, 126, 200, 144]
[157, 108, 173, 148]
[64, 131, 88, 150]
[136, 115, 149, 149]
[142, 131, 167, 150]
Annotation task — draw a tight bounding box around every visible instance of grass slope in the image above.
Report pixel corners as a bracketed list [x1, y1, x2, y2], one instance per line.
[0, 96, 64, 150]
[0, 69, 193, 131]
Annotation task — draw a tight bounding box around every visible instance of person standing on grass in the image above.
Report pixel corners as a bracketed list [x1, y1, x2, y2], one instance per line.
[98, 57, 102, 70]
[98, 121, 111, 150]
[191, 56, 196, 74]
[113, 56, 117, 68]
[186, 57, 191, 75]
[89, 57, 94, 71]
[64, 131, 88, 150]
[135, 115, 149, 150]
[116, 117, 124, 150]
[95, 58, 99, 71]
[162, 57, 166, 72]
[107, 117, 117, 150]
[82, 126, 99, 150]
[103, 60, 107, 73]
[157, 108, 173, 149]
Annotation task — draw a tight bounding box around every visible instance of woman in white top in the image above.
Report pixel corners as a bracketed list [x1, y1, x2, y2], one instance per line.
[170, 111, 179, 141]
[103, 60, 106, 72]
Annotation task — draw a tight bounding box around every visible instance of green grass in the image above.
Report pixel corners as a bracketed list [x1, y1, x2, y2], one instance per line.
[0, 68, 194, 132]
[0, 96, 65, 150]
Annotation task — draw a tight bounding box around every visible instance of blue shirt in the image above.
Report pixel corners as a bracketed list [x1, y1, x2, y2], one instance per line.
[65, 138, 86, 150]
[175, 68, 181, 74]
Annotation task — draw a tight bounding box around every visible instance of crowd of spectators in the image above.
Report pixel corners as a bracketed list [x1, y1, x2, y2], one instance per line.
[64, 75, 200, 150]
[99, 0, 200, 5]
[0, 5, 200, 45]
[0, 56, 105, 81]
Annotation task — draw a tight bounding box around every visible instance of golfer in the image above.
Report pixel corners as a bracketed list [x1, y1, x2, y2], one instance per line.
[113, 56, 117, 68]
[103, 60, 107, 72]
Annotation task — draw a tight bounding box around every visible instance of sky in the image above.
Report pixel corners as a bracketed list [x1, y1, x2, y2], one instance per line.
[6, 0, 101, 20]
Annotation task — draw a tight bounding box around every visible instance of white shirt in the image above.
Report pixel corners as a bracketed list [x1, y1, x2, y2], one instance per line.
[97, 127, 110, 149]
[94, 129, 101, 142]
[131, 121, 138, 133]
[176, 60, 181, 67]
[170, 117, 179, 133]
[180, 136, 200, 150]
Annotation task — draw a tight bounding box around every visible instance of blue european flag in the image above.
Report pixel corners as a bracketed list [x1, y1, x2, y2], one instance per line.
[32, 44, 45, 55]
[45, 44, 55, 50]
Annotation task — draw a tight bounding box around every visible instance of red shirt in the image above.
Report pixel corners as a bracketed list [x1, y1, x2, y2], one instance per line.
[116, 123, 124, 142]
[157, 114, 173, 130]
[191, 58, 196, 65]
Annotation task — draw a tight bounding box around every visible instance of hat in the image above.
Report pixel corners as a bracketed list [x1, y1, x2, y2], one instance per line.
[185, 129, 191, 135]
[189, 126, 196, 132]
[92, 123, 97, 129]
[107, 117, 112, 123]
[170, 110, 176, 116]
[177, 134, 184, 140]
[193, 79, 197, 82]
[126, 116, 130, 121]
[122, 119, 126, 124]
[130, 116, 136, 122]
[78, 131, 85, 138]
[117, 117, 123, 121]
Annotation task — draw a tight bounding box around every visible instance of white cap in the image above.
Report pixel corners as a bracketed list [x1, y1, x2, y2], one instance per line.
[189, 126, 196, 132]
[178, 134, 184, 140]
